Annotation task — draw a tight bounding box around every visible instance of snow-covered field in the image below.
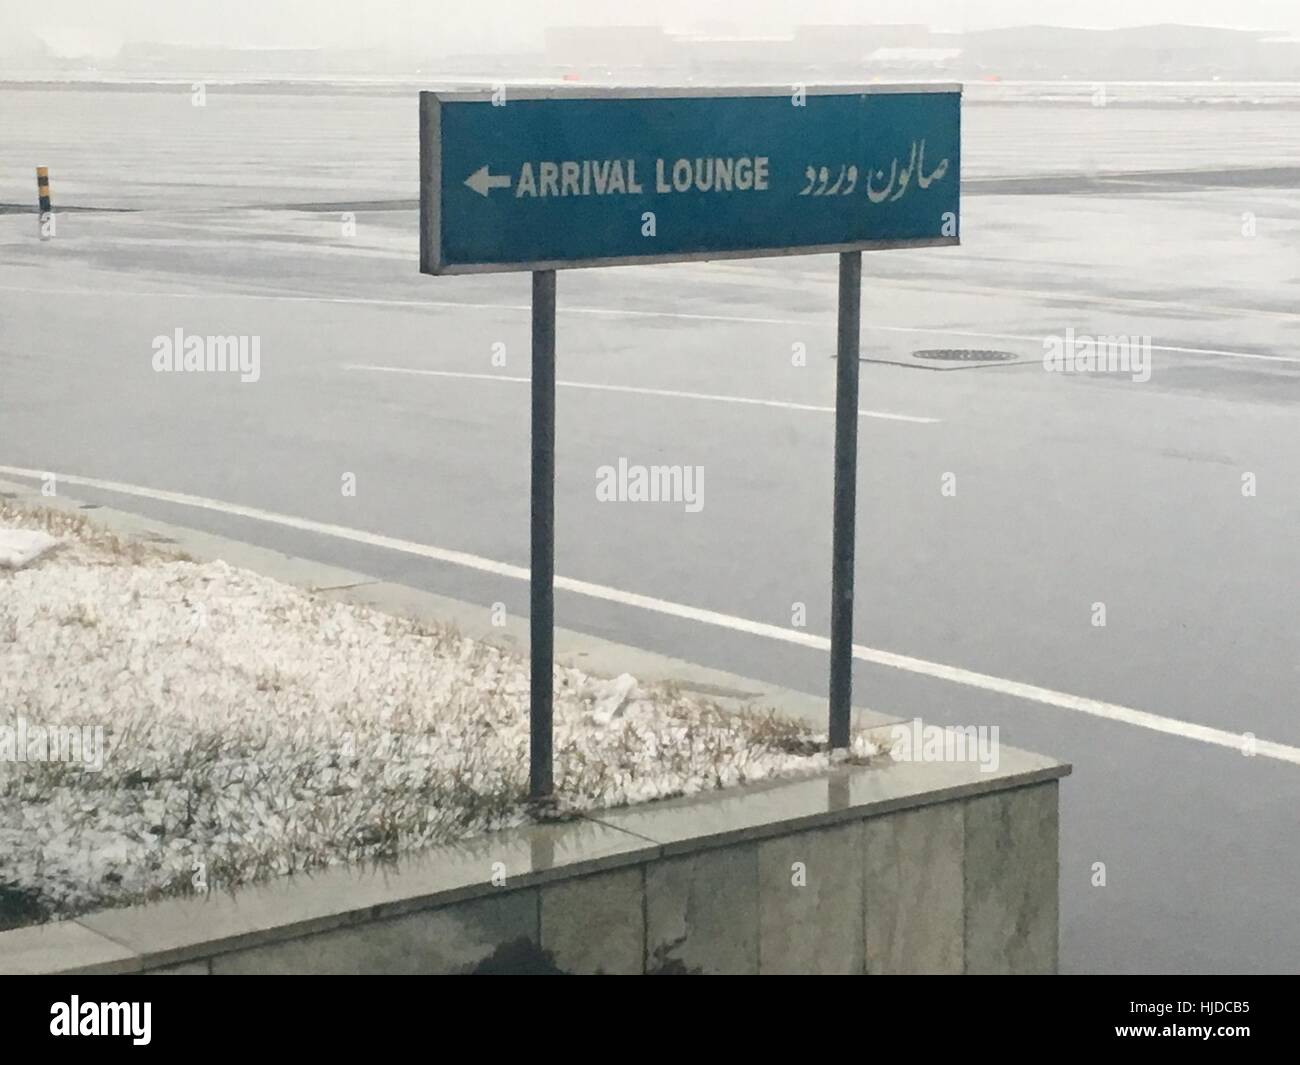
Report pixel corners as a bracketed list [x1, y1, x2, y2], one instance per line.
[0, 501, 876, 927]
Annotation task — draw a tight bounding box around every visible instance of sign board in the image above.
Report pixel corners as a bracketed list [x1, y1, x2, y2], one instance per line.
[420, 85, 961, 274]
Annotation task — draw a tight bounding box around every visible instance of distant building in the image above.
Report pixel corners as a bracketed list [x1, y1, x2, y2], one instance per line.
[543, 26, 675, 71]
[794, 23, 933, 58]
[116, 42, 330, 75]
[867, 47, 963, 74]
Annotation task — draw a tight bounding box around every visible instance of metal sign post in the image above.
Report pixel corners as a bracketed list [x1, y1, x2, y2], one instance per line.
[419, 85, 961, 798]
[529, 270, 557, 800]
[829, 250, 862, 749]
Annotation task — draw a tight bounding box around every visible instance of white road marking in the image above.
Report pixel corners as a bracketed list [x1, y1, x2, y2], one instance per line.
[0, 282, 1296, 365]
[3, 464, 1296, 767]
[343, 364, 940, 423]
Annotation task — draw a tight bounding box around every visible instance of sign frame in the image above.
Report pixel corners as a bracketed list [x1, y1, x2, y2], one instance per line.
[418, 83, 962, 800]
[419, 83, 961, 275]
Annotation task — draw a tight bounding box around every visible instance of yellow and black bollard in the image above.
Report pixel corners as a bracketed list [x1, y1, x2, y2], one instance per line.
[36, 166, 52, 240]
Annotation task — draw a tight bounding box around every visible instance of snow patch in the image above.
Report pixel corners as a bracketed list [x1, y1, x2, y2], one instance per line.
[0, 528, 60, 570]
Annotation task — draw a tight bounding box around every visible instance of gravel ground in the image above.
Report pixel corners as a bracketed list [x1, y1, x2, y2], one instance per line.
[0, 501, 876, 926]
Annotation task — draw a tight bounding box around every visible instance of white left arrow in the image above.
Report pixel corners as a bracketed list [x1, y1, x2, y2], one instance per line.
[464, 164, 511, 197]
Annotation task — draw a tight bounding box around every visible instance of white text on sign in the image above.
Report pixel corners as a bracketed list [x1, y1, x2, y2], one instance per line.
[496, 157, 771, 198]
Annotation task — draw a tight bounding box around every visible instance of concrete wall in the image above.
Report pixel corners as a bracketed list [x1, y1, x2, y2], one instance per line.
[2, 757, 1066, 975]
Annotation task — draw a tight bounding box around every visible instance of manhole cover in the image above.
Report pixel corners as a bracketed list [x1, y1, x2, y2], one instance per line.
[912, 348, 1019, 362]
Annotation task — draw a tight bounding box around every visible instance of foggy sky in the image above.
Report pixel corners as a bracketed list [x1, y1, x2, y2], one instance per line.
[7, 0, 1300, 57]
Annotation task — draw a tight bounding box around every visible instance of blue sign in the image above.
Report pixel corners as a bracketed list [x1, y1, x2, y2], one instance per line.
[420, 86, 961, 274]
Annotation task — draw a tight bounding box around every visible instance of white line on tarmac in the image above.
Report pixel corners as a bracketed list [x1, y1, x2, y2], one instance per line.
[0, 283, 1295, 365]
[690, 262, 1300, 324]
[342, 364, 941, 424]
[3, 464, 1296, 767]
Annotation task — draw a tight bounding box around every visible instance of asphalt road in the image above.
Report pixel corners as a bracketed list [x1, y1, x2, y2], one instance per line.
[1, 87, 1298, 973]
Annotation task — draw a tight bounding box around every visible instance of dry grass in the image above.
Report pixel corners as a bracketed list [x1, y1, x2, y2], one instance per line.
[0, 498, 188, 567]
